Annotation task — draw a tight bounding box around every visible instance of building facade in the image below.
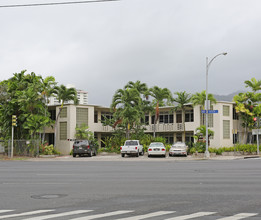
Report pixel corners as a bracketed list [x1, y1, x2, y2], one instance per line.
[45, 101, 247, 155]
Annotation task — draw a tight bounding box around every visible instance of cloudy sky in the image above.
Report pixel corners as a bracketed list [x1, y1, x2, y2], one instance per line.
[0, 0, 260, 106]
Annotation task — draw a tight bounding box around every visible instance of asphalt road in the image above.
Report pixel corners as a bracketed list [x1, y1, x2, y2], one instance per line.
[0, 157, 261, 219]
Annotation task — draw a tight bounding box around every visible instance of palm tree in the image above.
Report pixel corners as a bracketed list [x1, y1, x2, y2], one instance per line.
[40, 76, 57, 143]
[191, 90, 216, 108]
[245, 77, 261, 92]
[53, 85, 78, 147]
[111, 88, 142, 138]
[195, 125, 214, 144]
[172, 91, 191, 142]
[149, 86, 172, 137]
[191, 90, 217, 126]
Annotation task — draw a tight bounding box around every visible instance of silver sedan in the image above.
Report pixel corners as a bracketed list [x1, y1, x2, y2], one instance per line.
[148, 142, 166, 157]
[169, 142, 188, 157]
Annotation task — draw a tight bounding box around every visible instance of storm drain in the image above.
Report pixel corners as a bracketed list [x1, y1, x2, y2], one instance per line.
[31, 194, 67, 199]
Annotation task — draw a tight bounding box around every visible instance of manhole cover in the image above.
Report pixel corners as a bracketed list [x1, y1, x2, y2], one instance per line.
[31, 194, 67, 199]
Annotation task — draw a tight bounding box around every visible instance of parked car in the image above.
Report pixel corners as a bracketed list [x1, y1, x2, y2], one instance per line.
[148, 142, 166, 157]
[73, 140, 98, 157]
[169, 142, 188, 157]
[120, 140, 144, 157]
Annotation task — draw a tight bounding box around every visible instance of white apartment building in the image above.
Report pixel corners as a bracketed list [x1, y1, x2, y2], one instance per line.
[48, 84, 88, 106]
[45, 101, 247, 155]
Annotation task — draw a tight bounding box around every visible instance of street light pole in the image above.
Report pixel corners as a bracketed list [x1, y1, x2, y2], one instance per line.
[205, 52, 227, 158]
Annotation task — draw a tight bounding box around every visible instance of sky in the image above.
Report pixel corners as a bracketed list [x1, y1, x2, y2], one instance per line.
[0, 0, 260, 106]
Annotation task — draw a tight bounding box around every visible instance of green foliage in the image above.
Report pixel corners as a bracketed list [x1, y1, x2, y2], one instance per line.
[39, 143, 60, 155]
[75, 124, 94, 140]
[0, 71, 56, 140]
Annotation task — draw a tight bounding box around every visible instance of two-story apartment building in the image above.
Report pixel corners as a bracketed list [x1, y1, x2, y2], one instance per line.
[44, 101, 246, 155]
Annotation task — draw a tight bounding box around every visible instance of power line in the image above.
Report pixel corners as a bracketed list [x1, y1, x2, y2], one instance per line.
[0, 0, 120, 8]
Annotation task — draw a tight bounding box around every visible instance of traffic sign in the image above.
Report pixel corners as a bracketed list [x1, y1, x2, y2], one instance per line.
[201, 110, 218, 114]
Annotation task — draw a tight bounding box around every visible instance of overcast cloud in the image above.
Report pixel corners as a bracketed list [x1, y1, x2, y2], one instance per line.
[0, 0, 261, 106]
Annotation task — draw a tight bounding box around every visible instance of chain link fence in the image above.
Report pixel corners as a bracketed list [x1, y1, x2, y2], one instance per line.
[7, 140, 40, 157]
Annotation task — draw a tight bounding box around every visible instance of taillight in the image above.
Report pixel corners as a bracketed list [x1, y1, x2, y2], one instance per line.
[162, 148, 165, 151]
[148, 149, 152, 151]
[135, 147, 137, 150]
[87, 145, 90, 149]
[120, 146, 122, 150]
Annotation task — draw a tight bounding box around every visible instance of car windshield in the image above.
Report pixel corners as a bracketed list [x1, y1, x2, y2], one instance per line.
[149, 143, 164, 147]
[172, 143, 186, 148]
[125, 141, 138, 146]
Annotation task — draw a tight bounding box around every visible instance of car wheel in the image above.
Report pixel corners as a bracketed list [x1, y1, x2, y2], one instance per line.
[121, 153, 125, 157]
[73, 153, 76, 157]
[140, 149, 144, 156]
[93, 150, 97, 156]
[89, 150, 92, 157]
[148, 154, 150, 158]
[136, 151, 139, 157]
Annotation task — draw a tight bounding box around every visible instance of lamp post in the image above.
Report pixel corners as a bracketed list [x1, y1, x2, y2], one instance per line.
[205, 52, 227, 158]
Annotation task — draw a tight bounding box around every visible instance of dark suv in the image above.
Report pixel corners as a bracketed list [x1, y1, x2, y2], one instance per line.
[72, 140, 98, 157]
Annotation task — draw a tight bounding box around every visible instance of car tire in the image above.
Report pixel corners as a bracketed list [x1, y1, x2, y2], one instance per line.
[148, 154, 150, 158]
[136, 151, 139, 157]
[93, 150, 97, 156]
[89, 150, 92, 157]
[140, 149, 144, 156]
[73, 153, 76, 157]
[121, 153, 125, 157]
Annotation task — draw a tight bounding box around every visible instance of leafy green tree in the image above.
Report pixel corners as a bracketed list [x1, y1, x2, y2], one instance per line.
[244, 77, 261, 92]
[172, 91, 191, 141]
[194, 125, 214, 144]
[111, 87, 142, 138]
[53, 84, 78, 147]
[0, 70, 54, 141]
[191, 90, 216, 108]
[149, 86, 172, 137]
[75, 124, 95, 140]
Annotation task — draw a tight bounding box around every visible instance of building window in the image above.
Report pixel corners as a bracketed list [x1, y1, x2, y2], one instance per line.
[60, 122, 67, 140]
[185, 109, 194, 122]
[233, 107, 239, 120]
[94, 111, 98, 123]
[49, 109, 56, 120]
[176, 133, 182, 142]
[101, 112, 113, 122]
[141, 115, 149, 125]
[223, 120, 230, 139]
[159, 112, 173, 124]
[200, 106, 213, 127]
[60, 107, 67, 118]
[176, 111, 182, 123]
[76, 108, 88, 126]
[223, 105, 230, 116]
[159, 133, 174, 144]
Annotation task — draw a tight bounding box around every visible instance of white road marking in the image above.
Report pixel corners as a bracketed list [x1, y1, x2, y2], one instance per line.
[115, 211, 175, 220]
[216, 213, 258, 220]
[0, 210, 13, 214]
[165, 212, 216, 220]
[24, 210, 92, 220]
[70, 210, 134, 220]
[0, 210, 54, 219]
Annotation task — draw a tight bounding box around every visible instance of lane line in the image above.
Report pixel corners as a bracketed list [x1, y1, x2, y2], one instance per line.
[71, 211, 134, 220]
[0, 210, 54, 219]
[24, 210, 93, 220]
[216, 213, 258, 220]
[115, 211, 175, 220]
[165, 212, 216, 220]
[0, 210, 13, 214]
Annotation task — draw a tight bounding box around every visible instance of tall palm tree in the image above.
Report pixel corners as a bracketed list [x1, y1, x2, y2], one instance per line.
[191, 90, 216, 108]
[111, 88, 142, 138]
[149, 86, 172, 137]
[53, 85, 78, 147]
[245, 77, 261, 92]
[191, 90, 216, 127]
[172, 91, 191, 142]
[40, 76, 57, 143]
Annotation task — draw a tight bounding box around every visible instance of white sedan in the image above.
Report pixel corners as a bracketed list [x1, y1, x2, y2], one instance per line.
[148, 142, 166, 157]
[169, 142, 188, 157]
